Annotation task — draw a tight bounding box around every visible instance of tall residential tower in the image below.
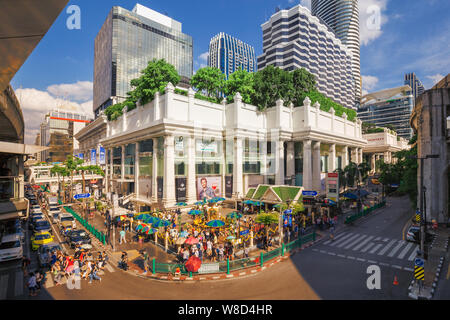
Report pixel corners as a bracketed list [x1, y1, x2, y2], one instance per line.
[311, 0, 361, 103]
[404, 72, 425, 102]
[93, 3, 193, 118]
[208, 33, 257, 79]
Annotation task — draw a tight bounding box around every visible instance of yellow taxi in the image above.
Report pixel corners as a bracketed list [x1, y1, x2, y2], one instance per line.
[31, 231, 54, 251]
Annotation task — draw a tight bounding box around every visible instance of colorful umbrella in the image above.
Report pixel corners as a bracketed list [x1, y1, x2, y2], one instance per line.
[115, 215, 127, 221]
[188, 210, 203, 216]
[144, 228, 157, 235]
[243, 200, 254, 205]
[194, 201, 205, 206]
[176, 237, 186, 245]
[206, 220, 226, 228]
[176, 202, 188, 206]
[136, 224, 148, 232]
[185, 237, 199, 245]
[127, 213, 134, 217]
[185, 256, 202, 272]
[136, 214, 151, 220]
[227, 212, 242, 220]
[273, 204, 283, 208]
[180, 230, 188, 238]
[143, 216, 160, 224]
[152, 220, 170, 228]
[216, 197, 226, 202]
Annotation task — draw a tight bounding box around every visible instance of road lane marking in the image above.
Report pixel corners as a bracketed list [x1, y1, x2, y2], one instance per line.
[347, 256, 356, 260]
[320, 250, 327, 254]
[407, 245, 419, 261]
[14, 271, 23, 297]
[392, 265, 402, 270]
[327, 232, 356, 247]
[352, 235, 375, 251]
[360, 242, 375, 253]
[344, 234, 368, 250]
[382, 238, 389, 242]
[369, 244, 383, 254]
[379, 262, 389, 267]
[368, 260, 377, 264]
[377, 239, 397, 256]
[327, 252, 336, 256]
[387, 240, 406, 258]
[356, 258, 366, 262]
[336, 234, 361, 248]
[397, 242, 414, 259]
[337, 254, 346, 258]
[374, 237, 381, 241]
[323, 232, 347, 245]
[404, 267, 414, 272]
[0, 274, 8, 300]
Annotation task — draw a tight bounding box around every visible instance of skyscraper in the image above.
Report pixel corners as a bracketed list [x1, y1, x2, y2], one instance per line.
[93, 3, 193, 118]
[257, 5, 355, 109]
[404, 72, 425, 101]
[311, 0, 361, 102]
[208, 33, 257, 79]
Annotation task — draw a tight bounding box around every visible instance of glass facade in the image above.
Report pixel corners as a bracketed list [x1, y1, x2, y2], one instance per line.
[112, 147, 122, 178]
[138, 139, 153, 177]
[195, 138, 222, 175]
[94, 5, 193, 116]
[174, 136, 187, 176]
[243, 138, 261, 174]
[124, 144, 135, 179]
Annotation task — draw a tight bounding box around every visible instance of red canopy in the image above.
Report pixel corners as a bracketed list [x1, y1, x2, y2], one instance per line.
[185, 256, 202, 272]
[184, 237, 199, 245]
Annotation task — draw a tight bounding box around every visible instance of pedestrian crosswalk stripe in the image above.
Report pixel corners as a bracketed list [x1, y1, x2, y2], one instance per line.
[105, 263, 115, 273]
[343, 234, 368, 250]
[361, 242, 375, 253]
[408, 245, 419, 261]
[328, 232, 356, 247]
[14, 271, 23, 297]
[397, 242, 414, 259]
[369, 243, 383, 254]
[352, 235, 375, 251]
[382, 238, 390, 242]
[374, 237, 381, 241]
[323, 232, 347, 245]
[377, 239, 397, 256]
[45, 272, 54, 288]
[0, 274, 8, 300]
[336, 233, 362, 248]
[387, 240, 405, 257]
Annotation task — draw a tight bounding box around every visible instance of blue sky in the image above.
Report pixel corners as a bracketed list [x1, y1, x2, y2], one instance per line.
[11, 0, 450, 143]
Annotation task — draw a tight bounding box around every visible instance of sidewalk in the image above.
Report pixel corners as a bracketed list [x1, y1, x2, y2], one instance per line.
[409, 225, 449, 299]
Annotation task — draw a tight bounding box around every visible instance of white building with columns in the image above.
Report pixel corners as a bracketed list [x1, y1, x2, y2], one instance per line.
[100, 83, 367, 208]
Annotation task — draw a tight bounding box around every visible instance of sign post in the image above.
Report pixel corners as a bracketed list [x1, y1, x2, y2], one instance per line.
[414, 257, 425, 293]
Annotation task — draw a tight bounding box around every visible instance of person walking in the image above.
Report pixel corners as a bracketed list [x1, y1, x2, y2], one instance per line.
[27, 273, 37, 297]
[119, 229, 126, 244]
[142, 250, 149, 275]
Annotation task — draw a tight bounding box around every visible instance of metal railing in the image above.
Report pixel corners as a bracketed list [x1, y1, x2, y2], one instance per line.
[344, 201, 386, 224]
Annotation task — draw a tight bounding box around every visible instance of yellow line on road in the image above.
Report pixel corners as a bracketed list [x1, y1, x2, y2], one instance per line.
[401, 218, 411, 241]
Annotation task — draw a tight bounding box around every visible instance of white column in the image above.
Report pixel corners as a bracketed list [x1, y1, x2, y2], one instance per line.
[259, 134, 267, 177]
[358, 148, 363, 164]
[233, 137, 243, 198]
[328, 144, 336, 173]
[302, 140, 312, 190]
[134, 143, 139, 196]
[286, 141, 295, 185]
[163, 135, 176, 207]
[152, 138, 158, 202]
[342, 146, 349, 168]
[186, 136, 197, 203]
[312, 141, 321, 192]
[121, 145, 125, 182]
[371, 154, 376, 172]
[275, 140, 285, 185]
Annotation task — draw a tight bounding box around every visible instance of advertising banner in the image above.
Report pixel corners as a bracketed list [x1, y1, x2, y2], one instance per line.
[196, 141, 217, 153]
[90, 149, 97, 165]
[326, 172, 339, 202]
[176, 177, 187, 202]
[175, 136, 184, 152]
[138, 177, 152, 200]
[197, 176, 222, 200]
[99, 147, 106, 165]
[225, 176, 233, 198]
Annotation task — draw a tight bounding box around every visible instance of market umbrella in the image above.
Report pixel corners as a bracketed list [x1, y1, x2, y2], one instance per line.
[227, 212, 242, 220]
[188, 210, 202, 216]
[136, 224, 148, 232]
[194, 201, 205, 206]
[152, 220, 170, 228]
[185, 256, 202, 273]
[136, 213, 151, 220]
[216, 197, 226, 202]
[144, 228, 157, 235]
[180, 230, 189, 238]
[226, 235, 236, 240]
[206, 220, 225, 228]
[115, 215, 127, 221]
[273, 204, 283, 208]
[243, 200, 254, 205]
[176, 202, 188, 206]
[176, 237, 186, 245]
[185, 237, 199, 245]
[283, 209, 293, 214]
[143, 216, 160, 224]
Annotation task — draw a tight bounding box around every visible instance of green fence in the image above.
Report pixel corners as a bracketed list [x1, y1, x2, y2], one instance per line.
[149, 231, 316, 276]
[344, 200, 386, 224]
[59, 200, 106, 245]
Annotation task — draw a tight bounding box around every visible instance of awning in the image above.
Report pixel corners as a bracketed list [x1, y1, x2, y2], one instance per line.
[0, 141, 49, 155]
[342, 190, 370, 200]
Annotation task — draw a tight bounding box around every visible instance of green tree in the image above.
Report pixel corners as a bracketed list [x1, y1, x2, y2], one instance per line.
[223, 68, 255, 104]
[190, 67, 226, 101]
[343, 162, 358, 187]
[255, 212, 279, 250]
[251, 65, 293, 110]
[64, 156, 84, 202]
[291, 68, 316, 106]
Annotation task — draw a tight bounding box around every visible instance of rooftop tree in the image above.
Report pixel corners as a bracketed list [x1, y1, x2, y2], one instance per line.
[190, 67, 226, 102]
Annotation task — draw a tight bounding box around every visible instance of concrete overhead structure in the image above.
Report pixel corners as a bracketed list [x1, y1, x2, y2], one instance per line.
[410, 77, 450, 224]
[362, 128, 410, 173]
[100, 84, 367, 208]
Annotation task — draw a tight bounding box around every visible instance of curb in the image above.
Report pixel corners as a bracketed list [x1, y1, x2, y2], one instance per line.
[112, 238, 322, 282]
[408, 256, 445, 300]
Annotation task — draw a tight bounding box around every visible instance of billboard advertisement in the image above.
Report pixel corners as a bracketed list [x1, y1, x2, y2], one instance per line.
[197, 176, 222, 200]
[90, 149, 97, 165]
[99, 147, 106, 165]
[196, 140, 217, 153]
[225, 176, 233, 198]
[176, 177, 187, 202]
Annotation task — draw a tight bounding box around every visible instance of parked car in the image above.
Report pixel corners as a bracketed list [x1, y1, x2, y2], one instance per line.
[66, 230, 91, 249]
[30, 205, 41, 214]
[59, 213, 76, 230]
[406, 226, 434, 243]
[48, 207, 61, 217]
[29, 215, 44, 229]
[0, 234, 23, 262]
[30, 231, 54, 251]
[37, 242, 62, 268]
[33, 219, 52, 234]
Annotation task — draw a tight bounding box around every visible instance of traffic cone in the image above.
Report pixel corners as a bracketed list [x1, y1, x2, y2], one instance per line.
[393, 276, 399, 285]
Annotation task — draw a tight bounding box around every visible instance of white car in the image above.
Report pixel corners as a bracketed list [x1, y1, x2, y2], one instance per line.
[30, 205, 42, 214]
[0, 234, 23, 262]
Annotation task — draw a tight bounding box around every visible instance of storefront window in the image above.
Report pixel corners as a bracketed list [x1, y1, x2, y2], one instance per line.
[195, 138, 222, 175]
[294, 142, 303, 174]
[225, 139, 233, 174]
[124, 144, 135, 178]
[321, 155, 329, 173]
[112, 147, 121, 178]
[139, 139, 153, 177]
[243, 138, 261, 174]
[174, 136, 187, 176]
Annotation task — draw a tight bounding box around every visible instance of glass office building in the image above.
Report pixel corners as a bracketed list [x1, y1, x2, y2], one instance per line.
[208, 33, 256, 79]
[93, 4, 193, 117]
[404, 72, 425, 102]
[358, 86, 414, 140]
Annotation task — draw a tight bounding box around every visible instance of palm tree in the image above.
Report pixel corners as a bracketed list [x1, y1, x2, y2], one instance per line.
[255, 212, 278, 251]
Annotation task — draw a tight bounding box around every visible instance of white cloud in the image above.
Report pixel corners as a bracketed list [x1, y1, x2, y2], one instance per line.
[426, 74, 444, 87]
[199, 52, 209, 62]
[359, 0, 388, 46]
[16, 87, 94, 144]
[361, 75, 379, 95]
[47, 81, 93, 102]
[299, 0, 310, 8]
